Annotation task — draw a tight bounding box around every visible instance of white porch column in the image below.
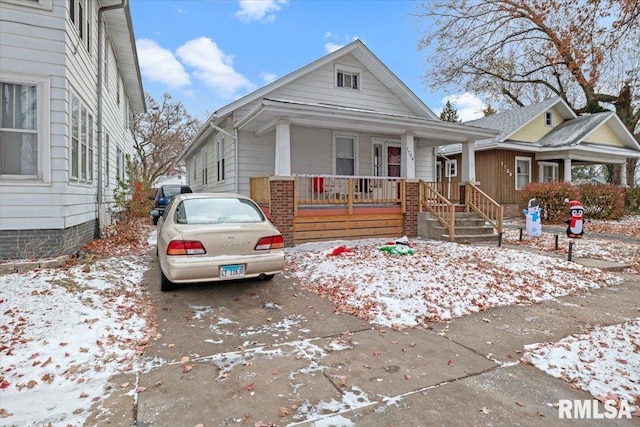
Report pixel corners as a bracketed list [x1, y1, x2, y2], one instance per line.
[461, 139, 476, 182]
[620, 161, 628, 187]
[274, 120, 291, 176]
[402, 133, 416, 179]
[563, 158, 572, 183]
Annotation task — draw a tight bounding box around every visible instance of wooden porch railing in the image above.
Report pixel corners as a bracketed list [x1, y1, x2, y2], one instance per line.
[294, 175, 405, 215]
[465, 182, 503, 234]
[419, 180, 456, 241]
[249, 176, 271, 204]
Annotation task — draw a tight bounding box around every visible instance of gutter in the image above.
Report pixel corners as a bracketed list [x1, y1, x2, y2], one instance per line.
[97, 0, 127, 236]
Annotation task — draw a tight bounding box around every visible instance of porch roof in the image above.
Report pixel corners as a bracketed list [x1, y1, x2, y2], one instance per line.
[234, 98, 499, 145]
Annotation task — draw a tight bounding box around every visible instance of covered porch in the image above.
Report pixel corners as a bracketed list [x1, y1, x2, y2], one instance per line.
[251, 175, 503, 246]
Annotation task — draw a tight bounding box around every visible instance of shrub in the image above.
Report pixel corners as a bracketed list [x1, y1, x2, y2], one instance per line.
[518, 182, 579, 224]
[577, 184, 626, 220]
[626, 186, 640, 213]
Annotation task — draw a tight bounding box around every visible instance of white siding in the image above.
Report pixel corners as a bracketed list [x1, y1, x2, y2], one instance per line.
[0, 0, 139, 232]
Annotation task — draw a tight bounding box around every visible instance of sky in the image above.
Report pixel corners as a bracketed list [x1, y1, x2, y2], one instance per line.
[129, 0, 486, 122]
[1, 223, 638, 425]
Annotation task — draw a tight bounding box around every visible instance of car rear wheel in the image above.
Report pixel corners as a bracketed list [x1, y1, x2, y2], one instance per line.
[160, 268, 177, 292]
[261, 274, 275, 281]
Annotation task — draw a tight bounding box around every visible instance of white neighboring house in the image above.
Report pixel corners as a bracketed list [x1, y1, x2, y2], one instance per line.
[152, 175, 187, 188]
[0, 0, 145, 260]
[179, 39, 496, 196]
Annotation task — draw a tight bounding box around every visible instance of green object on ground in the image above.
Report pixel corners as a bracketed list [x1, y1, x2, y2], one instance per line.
[379, 245, 414, 255]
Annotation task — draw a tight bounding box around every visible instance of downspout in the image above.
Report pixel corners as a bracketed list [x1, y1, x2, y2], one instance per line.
[97, 0, 127, 236]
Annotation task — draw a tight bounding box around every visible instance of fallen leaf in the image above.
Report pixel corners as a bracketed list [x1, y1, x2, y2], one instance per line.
[279, 406, 289, 417]
[247, 383, 254, 391]
[180, 356, 190, 364]
[447, 359, 454, 366]
[183, 365, 193, 373]
[136, 386, 146, 393]
[515, 401, 525, 407]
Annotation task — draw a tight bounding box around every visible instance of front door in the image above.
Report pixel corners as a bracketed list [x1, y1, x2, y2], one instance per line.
[372, 138, 402, 177]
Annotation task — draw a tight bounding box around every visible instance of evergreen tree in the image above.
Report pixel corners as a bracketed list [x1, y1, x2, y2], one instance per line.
[482, 103, 497, 116]
[440, 100, 460, 123]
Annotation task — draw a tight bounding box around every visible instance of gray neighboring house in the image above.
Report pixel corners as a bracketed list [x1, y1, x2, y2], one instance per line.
[0, 0, 146, 260]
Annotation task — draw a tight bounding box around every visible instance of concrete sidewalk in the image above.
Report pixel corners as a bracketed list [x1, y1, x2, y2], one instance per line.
[88, 246, 639, 427]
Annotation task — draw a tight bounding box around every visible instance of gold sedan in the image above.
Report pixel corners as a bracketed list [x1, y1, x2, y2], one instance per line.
[156, 193, 285, 291]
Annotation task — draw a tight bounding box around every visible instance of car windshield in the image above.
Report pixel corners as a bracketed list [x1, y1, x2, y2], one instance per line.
[175, 198, 266, 224]
[162, 187, 183, 198]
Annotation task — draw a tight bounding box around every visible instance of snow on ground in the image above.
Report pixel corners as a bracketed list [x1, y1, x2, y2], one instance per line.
[522, 320, 640, 415]
[0, 256, 154, 426]
[285, 238, 623, 326]
[1, 217, 638, 425]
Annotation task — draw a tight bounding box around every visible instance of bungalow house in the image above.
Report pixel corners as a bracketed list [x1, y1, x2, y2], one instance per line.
[179, 39, 501, 246]
[0, 0, 146, 260]
[438, 98, 640, 215]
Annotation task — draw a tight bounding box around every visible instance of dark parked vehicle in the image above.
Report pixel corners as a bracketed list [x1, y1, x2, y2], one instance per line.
[150, 185, 192, 224]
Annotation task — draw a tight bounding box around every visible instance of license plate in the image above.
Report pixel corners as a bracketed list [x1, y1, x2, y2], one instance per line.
[220, 264, 245, 279]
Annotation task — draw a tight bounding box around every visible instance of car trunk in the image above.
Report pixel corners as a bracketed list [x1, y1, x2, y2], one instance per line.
[175, 223, 277, 257]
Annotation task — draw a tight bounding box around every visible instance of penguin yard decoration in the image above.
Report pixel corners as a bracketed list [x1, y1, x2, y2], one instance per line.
[565, 198, 585, 238]
[523, 198, 543, 237]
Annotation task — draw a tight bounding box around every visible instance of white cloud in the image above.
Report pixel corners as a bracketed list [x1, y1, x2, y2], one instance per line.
[261, 72, 278, 84]
[136, 39, 190, 88]
[176, 37, 256, 98]
[236, 0, 288, 23]
[437, 92, 485, 122]
[324, 42, 343, 53]
[324, 35, 360, 53]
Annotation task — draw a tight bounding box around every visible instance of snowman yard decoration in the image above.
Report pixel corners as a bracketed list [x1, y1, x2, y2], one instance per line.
[565, 198, 585, 238]
[523, 198, 543, 237]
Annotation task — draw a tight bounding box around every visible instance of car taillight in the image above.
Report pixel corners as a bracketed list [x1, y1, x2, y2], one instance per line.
[255, 235, 284, 250]
[166, 240, 206, 255]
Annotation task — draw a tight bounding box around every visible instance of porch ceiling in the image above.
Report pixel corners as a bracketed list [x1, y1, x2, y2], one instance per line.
[235, 98, 499, 144]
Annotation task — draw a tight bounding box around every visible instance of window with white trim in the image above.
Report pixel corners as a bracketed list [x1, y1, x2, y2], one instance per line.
[216, 138, 225, 182]
[445, 159, 457, 177]
[105, 133, 110, 187]
[334, 135, 357, 175]
[70, 94, 94, 182]
[69, 0, 91, 53]
[116, 146, 124, 182]
[545, 111, 553, 127]
[515, 156, 531, 190]
[335, 64, 361, 91]
[0, 81, 40, 177]
[201, 150, 208, 185]
[5, 0, 53, 8]
[539, 161, 558, 183]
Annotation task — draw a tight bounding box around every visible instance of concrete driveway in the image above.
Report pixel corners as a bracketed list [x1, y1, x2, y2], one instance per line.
[90, 248, 639, 427]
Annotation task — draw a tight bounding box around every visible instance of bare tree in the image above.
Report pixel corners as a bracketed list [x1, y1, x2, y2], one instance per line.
[132, 93, 201, 189]
[414, 0, 640, 185]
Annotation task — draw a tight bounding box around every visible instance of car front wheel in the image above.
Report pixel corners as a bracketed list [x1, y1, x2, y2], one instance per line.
[153, 216, 158, 225]
[160, 268, 177, 292]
